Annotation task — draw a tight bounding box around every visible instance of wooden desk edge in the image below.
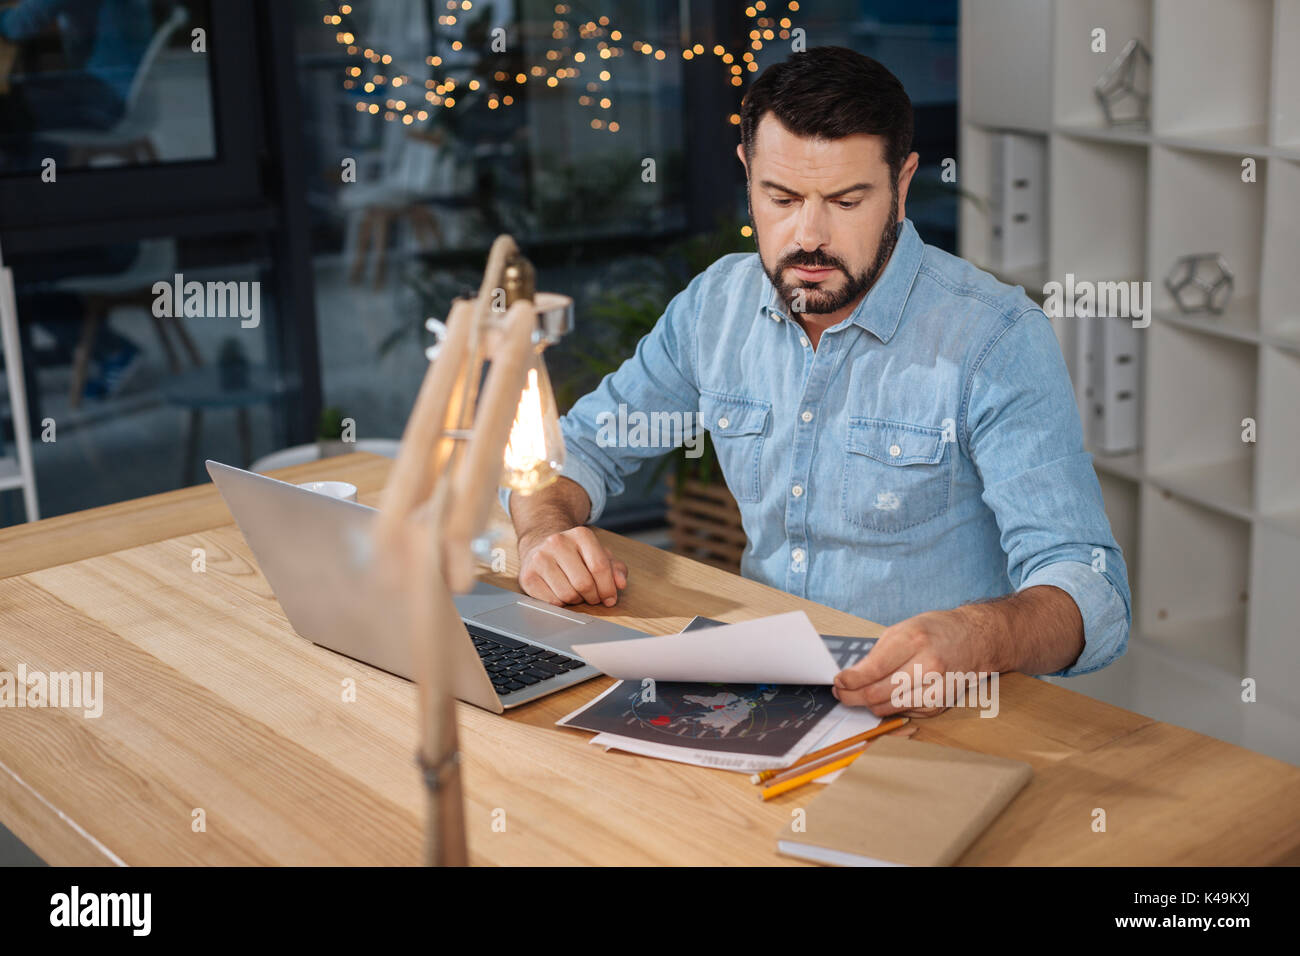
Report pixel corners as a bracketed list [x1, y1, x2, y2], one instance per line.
[0, 452, 392, 580]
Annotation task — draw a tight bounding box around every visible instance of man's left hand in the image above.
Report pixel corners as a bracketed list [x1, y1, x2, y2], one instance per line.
[832, 607, 993, 718]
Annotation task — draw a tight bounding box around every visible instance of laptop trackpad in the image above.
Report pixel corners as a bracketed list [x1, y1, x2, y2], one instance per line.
[472, 602, 587, 642]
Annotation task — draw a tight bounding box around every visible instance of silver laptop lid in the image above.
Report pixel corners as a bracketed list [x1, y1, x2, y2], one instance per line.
[205, 460, 507, 711]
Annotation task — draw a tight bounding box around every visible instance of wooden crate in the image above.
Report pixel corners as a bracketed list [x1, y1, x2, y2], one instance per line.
[664, 479, 746, 574]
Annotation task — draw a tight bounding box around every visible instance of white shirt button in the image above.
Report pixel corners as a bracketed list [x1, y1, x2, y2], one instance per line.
[717, 417, 729, 429]
[791, 484, 803, 497]
[771, 312, 781, 322]
[801, 410, 813, 422]
[799, 336, 809, 348]
[791, 548, 805, 563]
[889, 444, 902, 457]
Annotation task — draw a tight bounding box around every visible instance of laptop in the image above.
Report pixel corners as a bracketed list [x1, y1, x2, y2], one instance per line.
[206, 460, 651, 713]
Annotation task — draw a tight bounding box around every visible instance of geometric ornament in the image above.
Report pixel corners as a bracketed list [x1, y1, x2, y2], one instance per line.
[1164, 254, 1235, 315]
[1095, 38, 1152, 127]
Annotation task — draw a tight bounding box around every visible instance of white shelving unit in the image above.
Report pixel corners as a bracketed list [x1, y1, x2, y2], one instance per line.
[960, 0, 1300, 764]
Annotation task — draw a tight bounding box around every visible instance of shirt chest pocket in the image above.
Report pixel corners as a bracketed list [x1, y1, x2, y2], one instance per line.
[840, 418, 952, 532]
[700, 391, 771, 504]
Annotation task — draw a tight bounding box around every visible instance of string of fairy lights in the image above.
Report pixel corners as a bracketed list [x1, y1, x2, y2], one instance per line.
[325, 1, 803, 132]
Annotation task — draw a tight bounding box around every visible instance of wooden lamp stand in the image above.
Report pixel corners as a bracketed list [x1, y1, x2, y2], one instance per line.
[371, 234, 567, 866]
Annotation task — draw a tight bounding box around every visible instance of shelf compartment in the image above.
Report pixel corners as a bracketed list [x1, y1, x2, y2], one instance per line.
[1146, 457, 1255, 519]
[961, 127, 1052, 293]
[1257, 346, 1300, 519]
[1270, 0, 1300, 147]
[1049, 135, 1148, 284]
[958, 122, 994, 270]
[1260, 158, 1300, 344]
[959, 0, 1053, 131]
[1153, 299, 1260, 346]
[1247, 524, 1300, 718]
[1148, 146, 1266, 315]
[1051, 0, 1153, 130]
[1090, 447, 1144, 482]
[1143, 321, 1257, 514]
[1150, 0, 1272, 140]
[1137, 488, 1249, 674]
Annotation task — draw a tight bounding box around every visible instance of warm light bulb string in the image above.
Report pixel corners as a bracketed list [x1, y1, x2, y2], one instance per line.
[326, 0, 803, 132]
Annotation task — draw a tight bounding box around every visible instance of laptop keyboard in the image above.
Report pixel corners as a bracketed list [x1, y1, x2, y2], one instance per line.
[466, 621, 587, 697]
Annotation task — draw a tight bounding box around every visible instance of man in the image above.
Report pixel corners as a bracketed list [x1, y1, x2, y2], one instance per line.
[500, 47, 1130, 718]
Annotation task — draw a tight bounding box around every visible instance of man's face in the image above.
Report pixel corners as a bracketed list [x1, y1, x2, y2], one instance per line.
[738, 115, 916, 317]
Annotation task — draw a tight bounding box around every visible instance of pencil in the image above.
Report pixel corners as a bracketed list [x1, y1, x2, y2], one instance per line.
[762, 741, 867, 788]
[760, 748, 866, 801]
[750, 716, 908, 784]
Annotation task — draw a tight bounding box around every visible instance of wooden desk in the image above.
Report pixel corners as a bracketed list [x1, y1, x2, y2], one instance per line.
[2, 454, 1298, 865]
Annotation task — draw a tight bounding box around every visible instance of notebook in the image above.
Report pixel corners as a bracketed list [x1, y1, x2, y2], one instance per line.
[776, 737, 1032, 866]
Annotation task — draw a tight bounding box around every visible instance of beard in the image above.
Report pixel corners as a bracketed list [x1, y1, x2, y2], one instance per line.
[753, 189, 901, 316]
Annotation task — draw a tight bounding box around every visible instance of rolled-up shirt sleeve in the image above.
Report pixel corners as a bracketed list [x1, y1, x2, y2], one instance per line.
[963, 307, 1132, 677]
[499, 270, 704, 525]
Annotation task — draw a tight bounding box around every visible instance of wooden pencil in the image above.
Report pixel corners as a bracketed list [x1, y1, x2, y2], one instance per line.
[763, 741, 867, 788]
[750, 715, 908, 784]
[760, 749, 867, 801]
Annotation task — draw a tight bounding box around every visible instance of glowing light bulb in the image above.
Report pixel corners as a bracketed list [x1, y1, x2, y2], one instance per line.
[502, 360, 565, 494]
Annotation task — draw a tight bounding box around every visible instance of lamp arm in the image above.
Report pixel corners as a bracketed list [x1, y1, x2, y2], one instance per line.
[455, 234, 520, 425]
[443, 298, 536, 593]
[365, 234, 537, 868]
[374, 297, 474, 548]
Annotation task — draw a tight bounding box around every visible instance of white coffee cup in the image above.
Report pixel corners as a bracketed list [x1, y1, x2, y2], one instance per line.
[298, 480, 358, 503]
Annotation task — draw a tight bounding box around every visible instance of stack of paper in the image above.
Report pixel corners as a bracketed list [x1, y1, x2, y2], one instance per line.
[557, 611, 881, 774]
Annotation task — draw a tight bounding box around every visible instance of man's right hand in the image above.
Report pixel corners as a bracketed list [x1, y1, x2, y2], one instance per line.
[517, 526, 629, 608]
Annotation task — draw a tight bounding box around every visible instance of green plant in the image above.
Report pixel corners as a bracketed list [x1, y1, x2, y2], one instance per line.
[378, 264, 483, 359]
[317, 406, 347, 441]
[532, 150, 664, 231]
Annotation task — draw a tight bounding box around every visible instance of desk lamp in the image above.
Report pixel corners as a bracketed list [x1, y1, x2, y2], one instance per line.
[372, 235, 571, 866]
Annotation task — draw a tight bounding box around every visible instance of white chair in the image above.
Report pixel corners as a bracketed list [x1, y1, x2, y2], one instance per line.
[41, 6, 190, 166]
[0, 240, 40, 522]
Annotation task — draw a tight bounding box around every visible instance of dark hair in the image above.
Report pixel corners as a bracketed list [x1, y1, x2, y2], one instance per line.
[740, 46, 914, 185]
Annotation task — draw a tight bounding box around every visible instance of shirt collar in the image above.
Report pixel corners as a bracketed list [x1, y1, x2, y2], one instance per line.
[758, 218, 923, 345]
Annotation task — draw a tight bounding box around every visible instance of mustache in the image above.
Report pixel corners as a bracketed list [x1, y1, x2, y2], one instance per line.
[778, 251, 848, 274]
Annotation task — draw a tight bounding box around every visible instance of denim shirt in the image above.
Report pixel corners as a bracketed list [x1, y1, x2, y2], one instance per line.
[503, 219, 1130, 677]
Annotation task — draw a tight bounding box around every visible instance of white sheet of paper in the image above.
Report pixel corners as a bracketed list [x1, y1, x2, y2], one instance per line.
[586, 732, 800, 773]
[802, 703, 881, 750]
[570, 610, 840, 684]
[804, 704, 884, 783]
